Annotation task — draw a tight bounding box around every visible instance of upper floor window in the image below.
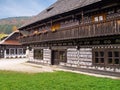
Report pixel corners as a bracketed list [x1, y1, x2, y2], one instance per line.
[93, 14, 106, 22]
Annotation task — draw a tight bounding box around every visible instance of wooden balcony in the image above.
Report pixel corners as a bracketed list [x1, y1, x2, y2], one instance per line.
[20, 17, 120, 44]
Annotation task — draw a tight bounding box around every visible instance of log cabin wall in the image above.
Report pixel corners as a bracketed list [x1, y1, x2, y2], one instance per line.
[29, 47, 51, 65]
[28, 45, 120, 73]
[60, 46, 120, 73]
[61, 47, 92, 68]
[43, 49, 51, 64]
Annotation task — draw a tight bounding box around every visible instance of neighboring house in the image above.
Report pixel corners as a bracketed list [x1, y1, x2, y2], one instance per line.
[0, 31, 26, 58]
[19, 0, 120, 74]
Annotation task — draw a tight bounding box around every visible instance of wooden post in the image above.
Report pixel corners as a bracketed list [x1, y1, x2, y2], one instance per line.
[81, 11, 84, 24]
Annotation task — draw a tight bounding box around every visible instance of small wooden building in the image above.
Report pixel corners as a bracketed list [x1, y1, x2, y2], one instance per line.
[0, 31, 26, 58]
[19, 0, 120, 74]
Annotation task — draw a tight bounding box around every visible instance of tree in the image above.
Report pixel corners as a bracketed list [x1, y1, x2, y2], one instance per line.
[12, 26, 17, 32]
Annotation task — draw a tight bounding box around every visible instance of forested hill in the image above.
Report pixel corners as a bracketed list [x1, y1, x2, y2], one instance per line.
[0, 17, 31, 34]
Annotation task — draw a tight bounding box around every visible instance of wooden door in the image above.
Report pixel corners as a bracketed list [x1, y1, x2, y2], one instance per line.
[51, 50, 59, 65]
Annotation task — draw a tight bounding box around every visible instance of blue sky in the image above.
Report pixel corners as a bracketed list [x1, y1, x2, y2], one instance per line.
[0, 0, 57, 19]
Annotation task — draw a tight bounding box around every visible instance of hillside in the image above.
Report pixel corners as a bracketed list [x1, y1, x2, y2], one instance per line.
[0, 17, 31, 34]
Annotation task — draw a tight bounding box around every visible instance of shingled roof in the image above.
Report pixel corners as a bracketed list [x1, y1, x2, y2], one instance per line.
[20, 0, 101, 29]
[0, 31, 21, 45]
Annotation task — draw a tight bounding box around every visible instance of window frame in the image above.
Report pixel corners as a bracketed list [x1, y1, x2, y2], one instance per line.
[59, 50, 67, 63]
[93, 49, 106, 66]
[106, 49, 120, 66]
[9, 48, 16, 55]
[34, 49, 43, 60]
[92, 13, 106, 22]
[93, 48, 120, 67]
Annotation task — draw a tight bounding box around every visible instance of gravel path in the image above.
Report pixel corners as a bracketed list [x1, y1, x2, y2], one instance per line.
[0, 58, 53, 73]
[0, 58, 119, 79]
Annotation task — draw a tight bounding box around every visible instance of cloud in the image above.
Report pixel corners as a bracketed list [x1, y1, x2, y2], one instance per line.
[0, 0, 57, 19]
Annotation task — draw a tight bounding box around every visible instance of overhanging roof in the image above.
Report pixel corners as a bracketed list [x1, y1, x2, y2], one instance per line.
[0, 31, 21, 46]
[19, 0, 101, 29]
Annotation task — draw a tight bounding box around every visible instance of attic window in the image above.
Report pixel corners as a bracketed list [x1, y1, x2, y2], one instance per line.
[46, 7, 54, 12]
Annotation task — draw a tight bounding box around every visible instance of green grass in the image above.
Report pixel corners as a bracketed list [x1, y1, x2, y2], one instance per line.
[0, 71, 119, 90]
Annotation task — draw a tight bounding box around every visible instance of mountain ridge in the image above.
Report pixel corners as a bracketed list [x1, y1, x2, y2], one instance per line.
[0, 16, 31, 34]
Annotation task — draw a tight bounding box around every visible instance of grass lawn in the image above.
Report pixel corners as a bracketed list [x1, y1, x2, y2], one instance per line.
[0, 71, 119, 90]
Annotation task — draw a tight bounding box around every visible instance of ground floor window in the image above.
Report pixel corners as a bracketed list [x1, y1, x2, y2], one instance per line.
[10, 48, 16, 55]
[34, 49, 43, 60]
[94, 51, 105, 64]
[59, 51, 67, 62]
[6, 48, 25, 55]
[17, 48, 23, 55]
[93, 48, 120, 67]
[107, 51, 120, 65]
[6, 49, 9, 55]
[23, 49, 26, 54]
[0, 49, 4, 58]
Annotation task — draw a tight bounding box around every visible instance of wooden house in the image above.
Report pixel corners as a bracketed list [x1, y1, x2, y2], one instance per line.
[19, 0, 120, 74]
[0, 31, 26, 58]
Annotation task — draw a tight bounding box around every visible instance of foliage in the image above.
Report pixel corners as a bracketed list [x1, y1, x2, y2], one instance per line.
[0, 71, 119, 90]
[0, 17, 30, 34]
[0, 33, 8, 40]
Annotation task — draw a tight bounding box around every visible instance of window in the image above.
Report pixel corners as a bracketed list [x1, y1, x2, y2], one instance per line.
[94, 17, 99, 22]
[107, 51, 120, 65]
[34, 49, 43, 60]
[94, 51, 105, 64]
[93, 48, 120, 66]
[23, 49, 26, 54]
[6, 49, 9, 55]
[59, 51, 67, 62]
[93, 14, 106, 22]
[94, 16, 104, 22]
[10, 48, 16, 55]
[99, 16, 104, 21]
[17, 48, 23, 55]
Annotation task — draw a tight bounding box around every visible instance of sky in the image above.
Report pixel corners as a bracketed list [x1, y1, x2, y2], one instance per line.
[0, 0, 57, 19]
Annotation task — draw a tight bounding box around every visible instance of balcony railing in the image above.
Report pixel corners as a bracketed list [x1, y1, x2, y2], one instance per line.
[20, 17, 120, 44]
